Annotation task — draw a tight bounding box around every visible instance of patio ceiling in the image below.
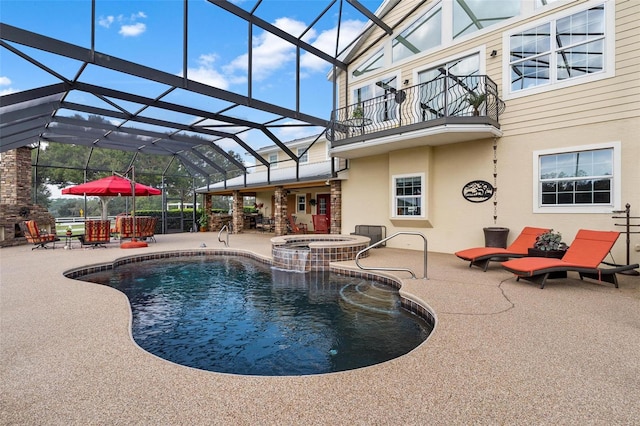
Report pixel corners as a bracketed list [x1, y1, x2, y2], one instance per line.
[0, 0, 400, 181]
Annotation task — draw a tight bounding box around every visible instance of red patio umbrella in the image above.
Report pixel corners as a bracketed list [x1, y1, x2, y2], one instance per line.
[62, 175, 161, 220]
[62, 175, 161, 197]
[61, 175, 161, 246]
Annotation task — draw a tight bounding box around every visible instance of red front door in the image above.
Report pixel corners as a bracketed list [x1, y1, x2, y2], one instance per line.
[317, 193, 331, 223]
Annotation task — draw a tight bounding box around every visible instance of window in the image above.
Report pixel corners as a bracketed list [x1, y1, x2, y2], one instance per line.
[393, 174, 424, 217]
[268, 153, 278, 168]
[297, 147, 308, 163]
[352, 75, 399, 123]
[533, 142, 620, 213]
[510, 4, 606, 92]
[536, 0, 573, 9]
[392, 4, 442, 63]
[352, 48, 384, 78]
[417, 53, 480, 119]
[297, 195, 306, 212]
[454, 0, 520, 39]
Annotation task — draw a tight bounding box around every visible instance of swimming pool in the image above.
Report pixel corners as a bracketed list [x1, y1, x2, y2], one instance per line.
[76, 254, 433, 376]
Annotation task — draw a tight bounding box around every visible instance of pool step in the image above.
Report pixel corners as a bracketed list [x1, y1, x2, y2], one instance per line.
[338, 280, 399, 315]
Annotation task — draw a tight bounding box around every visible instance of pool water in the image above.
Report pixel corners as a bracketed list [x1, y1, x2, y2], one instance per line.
[79, 256, 431, 376]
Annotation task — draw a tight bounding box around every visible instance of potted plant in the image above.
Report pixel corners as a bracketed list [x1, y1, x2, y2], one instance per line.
[351, 106, 364, 119]
[530, 229, 567, 258]
[197, 213, 209, 232]
[466, 92, 486, 116]
[309, 198, 317, 207]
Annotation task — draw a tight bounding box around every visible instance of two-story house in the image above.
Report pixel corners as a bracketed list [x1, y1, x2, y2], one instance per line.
[200, 0, 638, 263]
[329, 0, 638, 261]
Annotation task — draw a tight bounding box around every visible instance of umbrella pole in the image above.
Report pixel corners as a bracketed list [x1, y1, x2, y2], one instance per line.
[121, 166, 148, 249]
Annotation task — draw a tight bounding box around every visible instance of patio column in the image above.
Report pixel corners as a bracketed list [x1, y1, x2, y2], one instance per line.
[330, 180, 342, 234]
[232, 190, 244, 234]
[274, 186, 287, 236]
[203, 194, 212, 231]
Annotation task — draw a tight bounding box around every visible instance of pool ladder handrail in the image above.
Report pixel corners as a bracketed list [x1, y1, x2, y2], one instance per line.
[355, 231, 428, 279]
[218, 222, 230, 247]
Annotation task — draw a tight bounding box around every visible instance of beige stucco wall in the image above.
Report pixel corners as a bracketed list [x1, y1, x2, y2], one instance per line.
[342, 116, 639, 261]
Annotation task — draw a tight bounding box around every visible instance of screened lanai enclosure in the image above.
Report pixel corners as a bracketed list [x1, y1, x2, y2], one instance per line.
[1, 0, 399, 239]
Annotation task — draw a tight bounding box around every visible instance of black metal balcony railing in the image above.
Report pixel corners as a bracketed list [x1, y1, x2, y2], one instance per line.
[328, 75, 505, 144]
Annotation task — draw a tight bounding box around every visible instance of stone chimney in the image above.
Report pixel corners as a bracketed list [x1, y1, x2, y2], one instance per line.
[0, 147, 56, 247]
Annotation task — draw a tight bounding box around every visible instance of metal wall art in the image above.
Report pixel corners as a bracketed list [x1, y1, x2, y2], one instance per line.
[462, 180, 494, 203]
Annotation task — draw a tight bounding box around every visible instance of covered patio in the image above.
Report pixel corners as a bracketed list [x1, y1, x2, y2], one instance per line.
[1, 232, 639, 424]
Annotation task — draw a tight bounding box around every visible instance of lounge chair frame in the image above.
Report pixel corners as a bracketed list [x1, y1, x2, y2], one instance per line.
[455, 227, 550, 271]
[512, 263, 638, 288]
[502, 229, 639, 289]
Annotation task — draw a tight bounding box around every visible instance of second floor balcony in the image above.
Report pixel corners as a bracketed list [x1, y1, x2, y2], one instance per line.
[329, 75, 506, 158]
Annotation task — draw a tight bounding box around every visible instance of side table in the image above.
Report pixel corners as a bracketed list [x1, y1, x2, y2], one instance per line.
[64, 232, 80, 249]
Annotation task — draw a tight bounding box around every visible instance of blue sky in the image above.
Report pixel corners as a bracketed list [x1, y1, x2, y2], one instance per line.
[1, 0, 383, 150]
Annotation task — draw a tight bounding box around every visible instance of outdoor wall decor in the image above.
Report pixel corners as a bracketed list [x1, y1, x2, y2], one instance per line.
[462, 180, 494, 203]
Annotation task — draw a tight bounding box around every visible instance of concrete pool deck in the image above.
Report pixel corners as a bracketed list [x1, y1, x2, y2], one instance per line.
[1, 232, 639, 425]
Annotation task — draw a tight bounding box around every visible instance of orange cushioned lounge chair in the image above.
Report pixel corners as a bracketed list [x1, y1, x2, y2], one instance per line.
[501, 229, 639, 289]
[455, 226, 550, 271]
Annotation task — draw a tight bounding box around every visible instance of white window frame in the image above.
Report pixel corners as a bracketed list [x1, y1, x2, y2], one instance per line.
[297, 195, 306, 213]
[392, 1, 443, 63]
[391, 173, 425, 218]
[351, 72, 401, 123]
[503, 0, 615, 100]
[297, 147, 309, 164]
[268, 153, 278, 169]
[532, 141, 621, 213]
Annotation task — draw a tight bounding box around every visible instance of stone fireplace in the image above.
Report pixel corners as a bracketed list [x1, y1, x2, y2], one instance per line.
[0, 147, 56, 247]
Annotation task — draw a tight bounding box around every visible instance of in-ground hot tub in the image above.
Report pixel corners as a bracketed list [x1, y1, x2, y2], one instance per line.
[271, 234, 372, 272]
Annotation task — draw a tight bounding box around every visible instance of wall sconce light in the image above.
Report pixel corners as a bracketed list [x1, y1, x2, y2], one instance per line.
[490, 50, 498, 57]
[403, 79, 410, 85]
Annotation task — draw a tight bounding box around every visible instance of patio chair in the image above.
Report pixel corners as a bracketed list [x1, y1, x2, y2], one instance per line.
[255, 214, 265, 232]
[501, 229, 639, 288]
[20, 220, 59, 250]
[312, 214, 329, 234]
[287, 214, 307, 234]
[78, 219, 111, 248]
[143, 217, 158, 242]
[455, 226, 550, 271]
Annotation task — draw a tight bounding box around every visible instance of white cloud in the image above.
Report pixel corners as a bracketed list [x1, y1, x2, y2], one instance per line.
[98, 10, 147, 36]
[301, 20, 365, 73]
[224, 17, 308, 81]
[98, 15, 115, 28]
[191, 16, 366, 90]
[276, 121, 323, 140]
[0, 76, 16, 95]
[186, 54, 234, 89]
[119, 22, 146, 37]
